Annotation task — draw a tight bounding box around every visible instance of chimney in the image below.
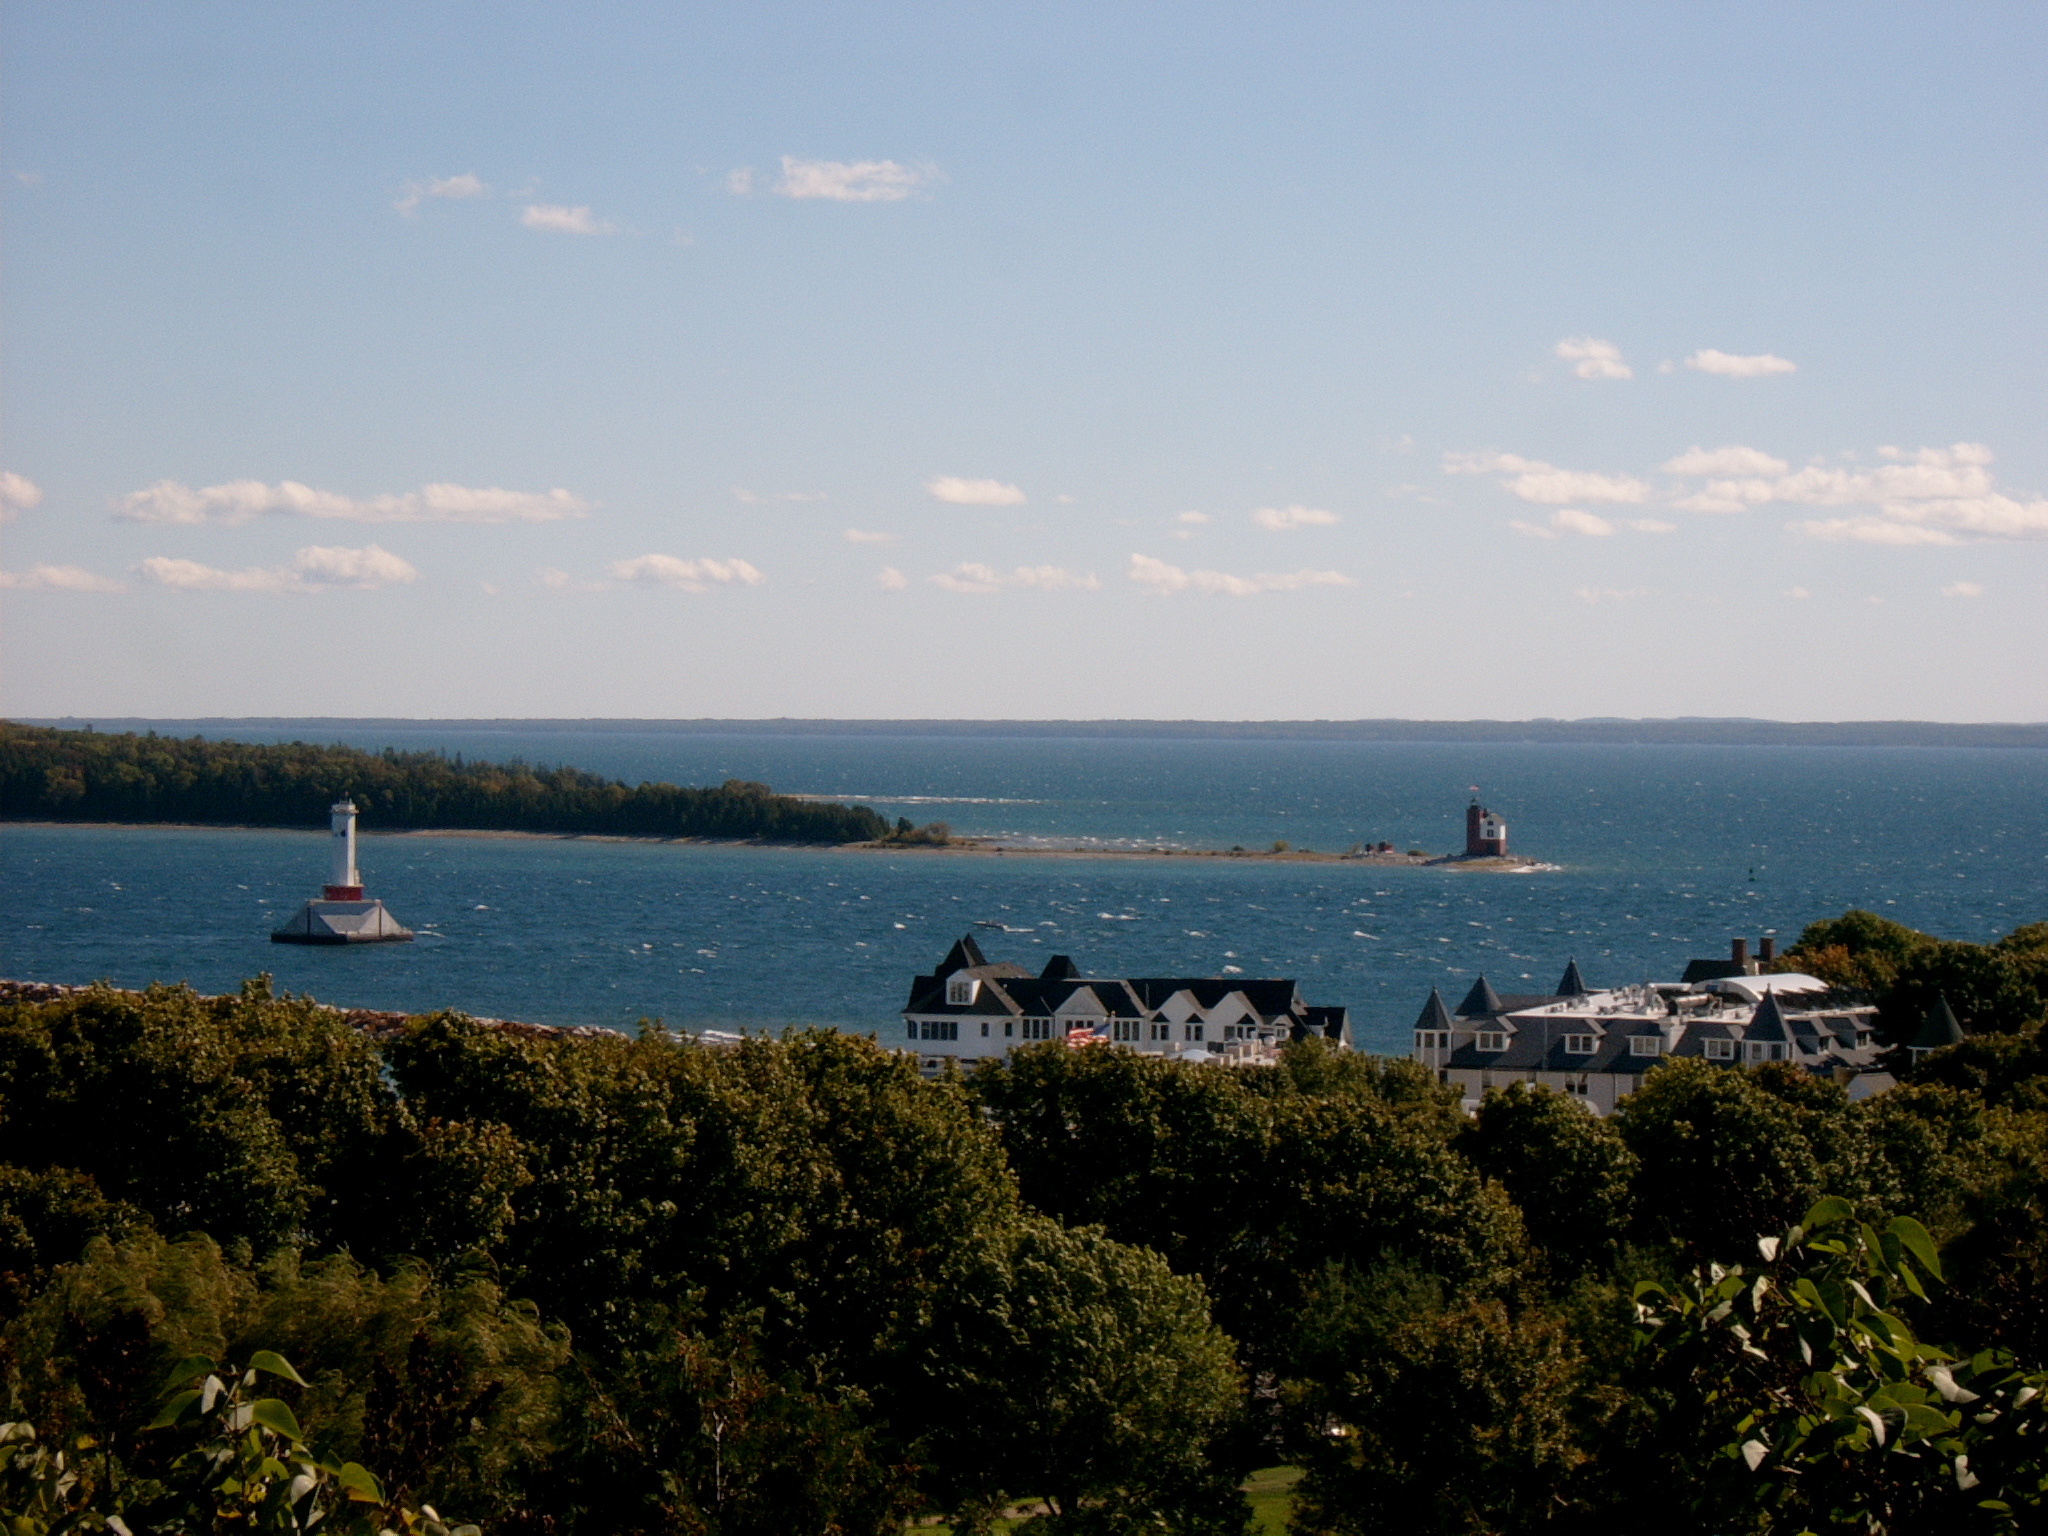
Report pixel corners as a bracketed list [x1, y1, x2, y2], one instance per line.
[1759, 935, 1776, 965]
[1730, 937, 1748, 968]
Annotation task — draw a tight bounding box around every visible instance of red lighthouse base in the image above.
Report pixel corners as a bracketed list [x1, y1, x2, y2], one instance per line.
[323, 884, 364, 901]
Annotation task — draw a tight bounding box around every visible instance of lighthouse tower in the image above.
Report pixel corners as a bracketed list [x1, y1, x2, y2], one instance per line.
[272, 798, 413, 944]
[1464, 799, 1507, 857]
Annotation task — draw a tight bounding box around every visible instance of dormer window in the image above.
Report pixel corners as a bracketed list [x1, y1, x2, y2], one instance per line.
[1745, 1040, 1786, 1063]
[945, 976, 980, 1006]
[1629, 1035, 1663, 1057]
[1704, 1037, 1734, 1060]
[1475, 1031, 1506, 1053]
[1415, 1030, 1450, 1051]
[1563, 1034, 1596, 1055]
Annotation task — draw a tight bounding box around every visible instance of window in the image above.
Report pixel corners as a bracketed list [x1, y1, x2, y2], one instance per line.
[1563, 1034, 1596, 1055]
[1704, 1037, 1734, 1061]
[1629, 1034, 1663, 1057]
[1004, 1020, 1014, 1037]
[945, 976, 979, 1006]
[919, 1020, 958, 1042]
[980, 1021, 990, 1037]
[1022, 1018, 1051, 1041]
[1112, 1020, 1139, 1042]
[906, 1021, 918, 1039]
[1415, 1030, 1450, 1051]
[1184, 1024, 1205, 1042]
[1150, 1023, 1171, 1041]
[1746, 1040, 1786, 1063]
[1476, 1031, 1506, 1053]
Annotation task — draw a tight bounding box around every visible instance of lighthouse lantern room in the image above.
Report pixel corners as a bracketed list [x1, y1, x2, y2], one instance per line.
[272, 798, 413, 945]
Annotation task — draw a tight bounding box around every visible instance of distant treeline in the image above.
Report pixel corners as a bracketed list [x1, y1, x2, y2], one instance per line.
[0, 723, 891, 842]
[28, 715, 2048, 747]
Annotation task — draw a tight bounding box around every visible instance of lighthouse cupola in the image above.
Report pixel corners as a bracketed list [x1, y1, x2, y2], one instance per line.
[325, 798, 364, 900]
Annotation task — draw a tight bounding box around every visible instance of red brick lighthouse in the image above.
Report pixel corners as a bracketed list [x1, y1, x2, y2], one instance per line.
[1465, 798, 1507, 857]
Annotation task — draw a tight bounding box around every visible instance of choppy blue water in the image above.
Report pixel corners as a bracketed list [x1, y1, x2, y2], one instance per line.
[4, 729, 2045, 1054]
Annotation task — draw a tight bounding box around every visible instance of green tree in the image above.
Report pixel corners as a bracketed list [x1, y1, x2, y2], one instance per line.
[925, 1218, 1247, 1534]
[1459, 1082, 1637, 1280]
[1630, 1196, 2048, 1531]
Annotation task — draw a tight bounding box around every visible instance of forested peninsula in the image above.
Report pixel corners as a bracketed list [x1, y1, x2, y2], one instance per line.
[3, 912, 2046, 1532]
[0, 722, 890, 843]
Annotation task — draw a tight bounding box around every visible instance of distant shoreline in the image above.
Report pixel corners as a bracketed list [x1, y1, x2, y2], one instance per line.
[1, 818, 1552, 869]
[19, 716, 2048, 749]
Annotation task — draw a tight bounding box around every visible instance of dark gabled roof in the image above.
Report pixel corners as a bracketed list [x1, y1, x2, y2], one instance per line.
[1555, 958, 1590, 997]
[1125, 978, 1302, 1017]
[939, 934, 988, 973]
[1746, 990, 1791, 1043]
[1910, 995, 1966, 1051]
[1415, 988, 1454, 1031]
[1041, 954, 1079, 981]
[1456, 976, 1506, 1018]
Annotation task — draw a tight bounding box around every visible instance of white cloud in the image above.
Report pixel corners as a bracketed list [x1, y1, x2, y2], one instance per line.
[1444, 451, 1650, 504]
[771, 156, 941, 202]
[1626, 518, 1677, 533]
[1661, 445, 1789, 477]
[1942, 580, 1985, 598]
[926, 476, 1026, 506]
[1573, 586, 1647, 605]
[140, 544, 419, 593]
[607, 555, 764, 592]
[1798, 520, 1959, 546]
[878, 566, 908, 590]
[1686, 349, 1798, 377]
[112, 479, 592, 525]
[1554, 336, 1633, 380]
[1127, 553, 1353, 597]
[929, 563, 1099, 594]
[0, 471, 44, 520]
[725, 168, 755, 195]
[0, 563, 124, 592]
[1251, 504, 1340, 530]
[1785, 587, 1810, 599]
[395, 173, 489, 215]
[520, 203, 617, 235]
[1175, 511, 1212, 525]
[1671, 442, 2048, 542]
[843, 528, 898, 544]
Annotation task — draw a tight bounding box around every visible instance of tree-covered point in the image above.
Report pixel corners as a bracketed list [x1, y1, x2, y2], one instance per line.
[0, 721, 892, 843]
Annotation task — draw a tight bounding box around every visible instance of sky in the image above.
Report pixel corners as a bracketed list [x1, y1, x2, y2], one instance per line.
[3, 1, 2044, 721]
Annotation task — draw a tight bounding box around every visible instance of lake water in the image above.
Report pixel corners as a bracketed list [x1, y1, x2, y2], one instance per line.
[4, 726, 2045, 1054]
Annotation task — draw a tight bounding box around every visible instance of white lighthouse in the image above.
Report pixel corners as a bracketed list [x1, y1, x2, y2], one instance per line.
[272, 797, 413, 945]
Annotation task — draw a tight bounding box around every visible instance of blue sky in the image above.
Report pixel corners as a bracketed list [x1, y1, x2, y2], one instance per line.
[3, 2, 2043, 720]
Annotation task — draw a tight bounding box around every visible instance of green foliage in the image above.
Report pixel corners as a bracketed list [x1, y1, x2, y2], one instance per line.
[3, 1231, 567, 1526]
[968, 1043, 1524, 1365]
[926, 1219, 1247, 1534]
[1460, 1082, 1637, 1279]
[1281, 1264, 1586, 1535]
[0, 979, 397, 1260]
[1631, 1196, 2048, 1530]
[1614, 1058, 1847, 1262]
[0, 723, 888, 843]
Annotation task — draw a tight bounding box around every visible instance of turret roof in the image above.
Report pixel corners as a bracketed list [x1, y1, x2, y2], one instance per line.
[1415, 988, 1455, 1031]
[1910, 994, 1966, 1051]
[1746, 989, 1792, 1042]
[1456, 975, 1506, 1018]
[1555, 958, 1591, 997]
